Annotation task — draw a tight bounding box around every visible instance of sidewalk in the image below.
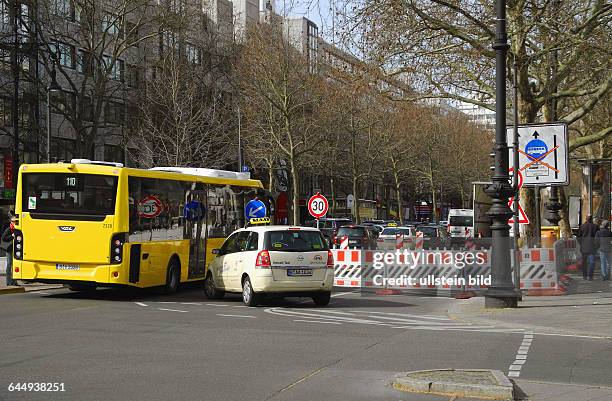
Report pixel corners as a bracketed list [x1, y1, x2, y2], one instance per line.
[0, 256, 63, 294]
[448, 292, 612, 338]
[515, 380, 612, 401]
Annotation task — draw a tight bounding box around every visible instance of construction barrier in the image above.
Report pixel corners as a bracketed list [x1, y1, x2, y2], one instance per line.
[333, 246, 562, 295]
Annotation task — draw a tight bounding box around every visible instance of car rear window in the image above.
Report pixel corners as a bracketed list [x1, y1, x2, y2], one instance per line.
[381, 227, 413, 236]
[264, 230, 328, 252]
[449, 216, 473, 226]
[418, 227, 438, 237]
[337, 227, 365, 237]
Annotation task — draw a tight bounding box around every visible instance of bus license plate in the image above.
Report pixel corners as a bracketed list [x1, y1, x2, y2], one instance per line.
[287, 269, 312, 277]
[56, 264, 80, 271]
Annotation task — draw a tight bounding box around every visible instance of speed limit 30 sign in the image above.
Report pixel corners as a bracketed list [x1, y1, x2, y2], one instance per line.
[308, 192, 329, 219]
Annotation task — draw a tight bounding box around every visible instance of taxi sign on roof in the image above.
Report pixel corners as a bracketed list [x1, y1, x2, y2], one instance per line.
[387, 222, 398, 227]
[249, 217, 270, 225]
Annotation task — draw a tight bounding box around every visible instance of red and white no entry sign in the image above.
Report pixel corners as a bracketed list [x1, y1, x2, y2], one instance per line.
[308, 193, 329, 219]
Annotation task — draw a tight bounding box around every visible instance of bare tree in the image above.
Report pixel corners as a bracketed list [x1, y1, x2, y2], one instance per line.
[237, 23, 326, 224]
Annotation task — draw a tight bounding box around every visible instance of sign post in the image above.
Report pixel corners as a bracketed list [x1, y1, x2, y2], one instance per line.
[308, 193, 329, 229]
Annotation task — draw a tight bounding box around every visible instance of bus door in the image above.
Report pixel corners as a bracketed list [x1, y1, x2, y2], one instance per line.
[184, 189, 207, 279]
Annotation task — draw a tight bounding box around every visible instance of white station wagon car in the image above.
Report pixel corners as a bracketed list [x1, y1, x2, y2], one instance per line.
[204, 226, 334, 306]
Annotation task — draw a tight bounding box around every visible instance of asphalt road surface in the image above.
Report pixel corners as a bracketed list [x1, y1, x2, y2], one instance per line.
[1, 285, 611, 401]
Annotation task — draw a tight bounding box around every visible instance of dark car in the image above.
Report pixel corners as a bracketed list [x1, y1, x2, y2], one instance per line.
[305, 218, 352, 246]
[416, 225, 450, 249]
[334, 225, 378, 249]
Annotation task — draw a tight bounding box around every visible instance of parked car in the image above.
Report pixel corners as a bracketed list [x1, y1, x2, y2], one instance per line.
[334, 225, 378, 249]
[416, 224, 450, 249]
[378, 226, 415, 241]
[204, 226, 333, 306]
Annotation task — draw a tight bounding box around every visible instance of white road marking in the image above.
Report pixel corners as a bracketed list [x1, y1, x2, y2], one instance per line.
[157, 308, 188, 313]
[180, 302, 202, 305]
[156, 301, 178, 304]
[33, 291, 51, 295]
[217, 314, 257, 319]
[206, 303, 230, 307]
[293, 319, 342, 325]
[135, 302, 148, 307]
[508, 330, 534, 378]
[331, 291, 358, 298]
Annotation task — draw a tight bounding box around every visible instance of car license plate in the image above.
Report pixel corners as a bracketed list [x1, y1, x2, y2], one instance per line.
[287, 268, 312, 277]
[56, 264, 80, 271]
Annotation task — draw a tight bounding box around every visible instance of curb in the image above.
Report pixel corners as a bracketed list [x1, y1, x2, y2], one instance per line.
[393, 369, 514, 400]
[0, 286, 26, 295]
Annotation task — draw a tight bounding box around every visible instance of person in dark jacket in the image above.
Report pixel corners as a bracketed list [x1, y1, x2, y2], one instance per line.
[578, 214, 599, 280]
[2, 215, 16, 286]
[595, 220, 611, 281]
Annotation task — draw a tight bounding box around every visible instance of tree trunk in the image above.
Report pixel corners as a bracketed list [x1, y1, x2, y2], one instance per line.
[330, 176, 336, 216]
[290, 157, 299, 225]
[558, 186, 572, 238]
[394, 170, 403, 225]
[352, 175, 360, 224]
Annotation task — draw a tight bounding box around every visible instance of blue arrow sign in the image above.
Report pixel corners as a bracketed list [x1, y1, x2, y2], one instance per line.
[245, 199, 267, 219]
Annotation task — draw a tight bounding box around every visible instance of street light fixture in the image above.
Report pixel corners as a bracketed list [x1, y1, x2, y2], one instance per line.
[47, 66, 61, 163]
[483, 0, 519, 308]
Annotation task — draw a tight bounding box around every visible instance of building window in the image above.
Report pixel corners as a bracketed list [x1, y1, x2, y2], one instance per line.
[306, 21, 318, 74]
[104, 144, 124, 163]
[0, 97, 11, 127]
[77, 49, 93, 75]
[50, 42, 76, 69]
[185, 43, 200, 64]
[80, 96, 94, 121]
[50, 0, 74, 19]
[125, 21, 138, 44]
[103, 55, 124, 81]
[160, 30, 178, 54]
[126, 63, 141, 88]
[1, 0, 9, 25]
[102, 13, 121, 37]
[104, 100, 124, 124]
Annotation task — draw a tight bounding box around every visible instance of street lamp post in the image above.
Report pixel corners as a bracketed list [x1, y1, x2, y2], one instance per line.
[484, 0, 519, 308]
[46, 67, 61, 163]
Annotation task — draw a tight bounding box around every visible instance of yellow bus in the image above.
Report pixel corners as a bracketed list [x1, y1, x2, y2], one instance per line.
[12, 160, 264, 293]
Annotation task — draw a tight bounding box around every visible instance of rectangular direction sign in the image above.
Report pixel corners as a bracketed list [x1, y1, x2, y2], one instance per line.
[507, 123, 569, 186]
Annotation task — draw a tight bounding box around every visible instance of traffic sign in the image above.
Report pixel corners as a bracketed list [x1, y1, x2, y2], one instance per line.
[346, 194, 355, 209]
[308, 193, 329, 219]
[507, 168, 529, 224]
[245, 198, 267, 219]
[137, 195, 164, 218]
[507, 123, 568, 186]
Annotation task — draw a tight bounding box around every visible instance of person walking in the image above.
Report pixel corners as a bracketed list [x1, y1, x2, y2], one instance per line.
[2, 215, 16, 286]
[595, 220, 611, 281]
[578, 214, 599, 280]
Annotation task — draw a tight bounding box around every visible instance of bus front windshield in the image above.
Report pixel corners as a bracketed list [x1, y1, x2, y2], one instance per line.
[22, 173, 118, 217]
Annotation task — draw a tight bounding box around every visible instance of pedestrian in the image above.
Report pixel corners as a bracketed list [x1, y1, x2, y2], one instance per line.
[595, 220, 611, 281]
[578, 214, 599, 280]
[2, 215, 17, 286]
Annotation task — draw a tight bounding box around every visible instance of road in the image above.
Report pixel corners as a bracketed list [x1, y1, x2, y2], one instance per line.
[1, 286, 611, 401]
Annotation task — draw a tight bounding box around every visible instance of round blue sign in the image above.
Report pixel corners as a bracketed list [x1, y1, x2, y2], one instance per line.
[245, 199, 267, 219]
[525, 139, 548, 160]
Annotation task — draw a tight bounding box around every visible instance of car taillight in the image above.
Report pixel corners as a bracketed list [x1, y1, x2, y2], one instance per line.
[327, 250, 334, 268]
[110, 233, 127, 264]
[332, 235, 338, 244]
[13, 229, 23, 260]
[256, 250, 271, 268]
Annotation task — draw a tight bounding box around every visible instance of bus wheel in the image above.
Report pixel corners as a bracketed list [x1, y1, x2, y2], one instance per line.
[164, 258, 180, 295]
[66, 283, 96, 292]
[204, 271, 224, 300]
[242, 276, 260, 307]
